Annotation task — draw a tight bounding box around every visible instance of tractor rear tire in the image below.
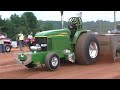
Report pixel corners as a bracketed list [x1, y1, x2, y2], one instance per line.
[45, 53, 60, 71]
[75, 32, 100, 65]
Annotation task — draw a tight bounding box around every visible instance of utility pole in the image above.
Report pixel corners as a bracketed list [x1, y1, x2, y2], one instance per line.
[114, 11, 116, 29]
[99, 20, 101, 34]
[60, 11, 64, 29]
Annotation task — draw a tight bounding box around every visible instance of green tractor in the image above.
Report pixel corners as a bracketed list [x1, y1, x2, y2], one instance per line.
[15, 17, 100, 71]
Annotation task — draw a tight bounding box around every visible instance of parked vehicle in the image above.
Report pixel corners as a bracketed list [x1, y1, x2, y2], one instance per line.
[0, 34, 12, 52]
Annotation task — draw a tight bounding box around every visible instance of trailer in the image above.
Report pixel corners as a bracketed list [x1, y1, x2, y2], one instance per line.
[97, 33, 120, 62]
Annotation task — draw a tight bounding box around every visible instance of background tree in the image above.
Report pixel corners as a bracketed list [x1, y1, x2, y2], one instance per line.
[22, 12, 37, 29]
[0, 12, 118, 41]
[42, 22, 54, 31]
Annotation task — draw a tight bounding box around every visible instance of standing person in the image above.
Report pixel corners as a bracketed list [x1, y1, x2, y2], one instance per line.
[19, 31, 24, 51]
[111, 24, 120, 34]
[16, 34, 19, 48]
[28, 32, 33, 40]
[27, 32, 33, 49]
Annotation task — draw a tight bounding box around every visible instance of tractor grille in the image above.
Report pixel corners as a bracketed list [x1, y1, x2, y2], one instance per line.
[35, 37, 47, 51]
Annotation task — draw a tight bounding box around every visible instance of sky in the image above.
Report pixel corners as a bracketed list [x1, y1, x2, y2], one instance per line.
[0, 11, 120, 22]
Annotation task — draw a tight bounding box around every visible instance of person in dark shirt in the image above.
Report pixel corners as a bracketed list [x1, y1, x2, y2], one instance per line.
[111, 24, 120, 34]
[16, 34, 19, 48]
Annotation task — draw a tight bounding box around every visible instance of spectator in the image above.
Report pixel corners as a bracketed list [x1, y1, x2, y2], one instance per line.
[4, 33, 7, 38]
[0, 34, 5, 38]
[27, 32, 33, 49]
[111, 24, 120, 34]
[16, 34, 19, 48]
[28, 32, 33, 40]
[19, 31, 24, 51]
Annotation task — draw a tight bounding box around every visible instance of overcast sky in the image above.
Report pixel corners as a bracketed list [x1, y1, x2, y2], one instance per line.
[0, 11, 120, 22]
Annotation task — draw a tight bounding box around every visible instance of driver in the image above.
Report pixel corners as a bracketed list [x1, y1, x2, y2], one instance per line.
[69, 21, 77, 38]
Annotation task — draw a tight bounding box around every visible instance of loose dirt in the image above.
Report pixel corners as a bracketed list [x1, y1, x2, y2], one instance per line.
[0, 35, 120, 79]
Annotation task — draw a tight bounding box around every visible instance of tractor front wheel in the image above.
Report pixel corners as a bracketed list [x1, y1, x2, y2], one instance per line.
[45, 53, 60, 71]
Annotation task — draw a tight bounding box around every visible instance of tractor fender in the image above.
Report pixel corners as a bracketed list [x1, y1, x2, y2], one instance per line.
[72, 30, 92, 44]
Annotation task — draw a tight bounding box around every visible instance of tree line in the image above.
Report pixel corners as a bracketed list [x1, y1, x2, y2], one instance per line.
[0, 12, 54, 40]
[0, 12, 119, 41]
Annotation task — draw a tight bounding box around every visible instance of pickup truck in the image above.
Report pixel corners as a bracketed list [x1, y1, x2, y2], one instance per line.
[0, 34, 12, 52]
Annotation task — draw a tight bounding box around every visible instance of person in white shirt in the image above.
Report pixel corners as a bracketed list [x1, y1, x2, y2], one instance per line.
[28, 32, 33, 39]
[0, 35, 5, 39]
[27, 32, 33, 50]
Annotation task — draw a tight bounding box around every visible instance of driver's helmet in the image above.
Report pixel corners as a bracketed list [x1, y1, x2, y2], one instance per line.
[72, 19, 77, 23]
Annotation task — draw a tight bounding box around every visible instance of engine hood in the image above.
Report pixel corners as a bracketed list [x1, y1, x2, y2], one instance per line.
[35, 29, 71, 37]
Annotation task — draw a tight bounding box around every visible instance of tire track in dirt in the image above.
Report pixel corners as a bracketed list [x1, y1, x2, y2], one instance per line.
[26, 61, 120, 79]
[0, 54, 118, 79]
[0, 47, 32, 79]
[0, 63, 24, 73]
[0, 58, 120, 79]
[1, 43, 120, 79]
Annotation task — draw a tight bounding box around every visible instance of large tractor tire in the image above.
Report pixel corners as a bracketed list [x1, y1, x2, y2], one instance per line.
[75, 32, 100, 65]
[45, 53, 60, 71]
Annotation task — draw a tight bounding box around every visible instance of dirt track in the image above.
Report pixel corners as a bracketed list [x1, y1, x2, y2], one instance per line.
[0, 48, 120, 79]
[1, 36, 120, 79]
